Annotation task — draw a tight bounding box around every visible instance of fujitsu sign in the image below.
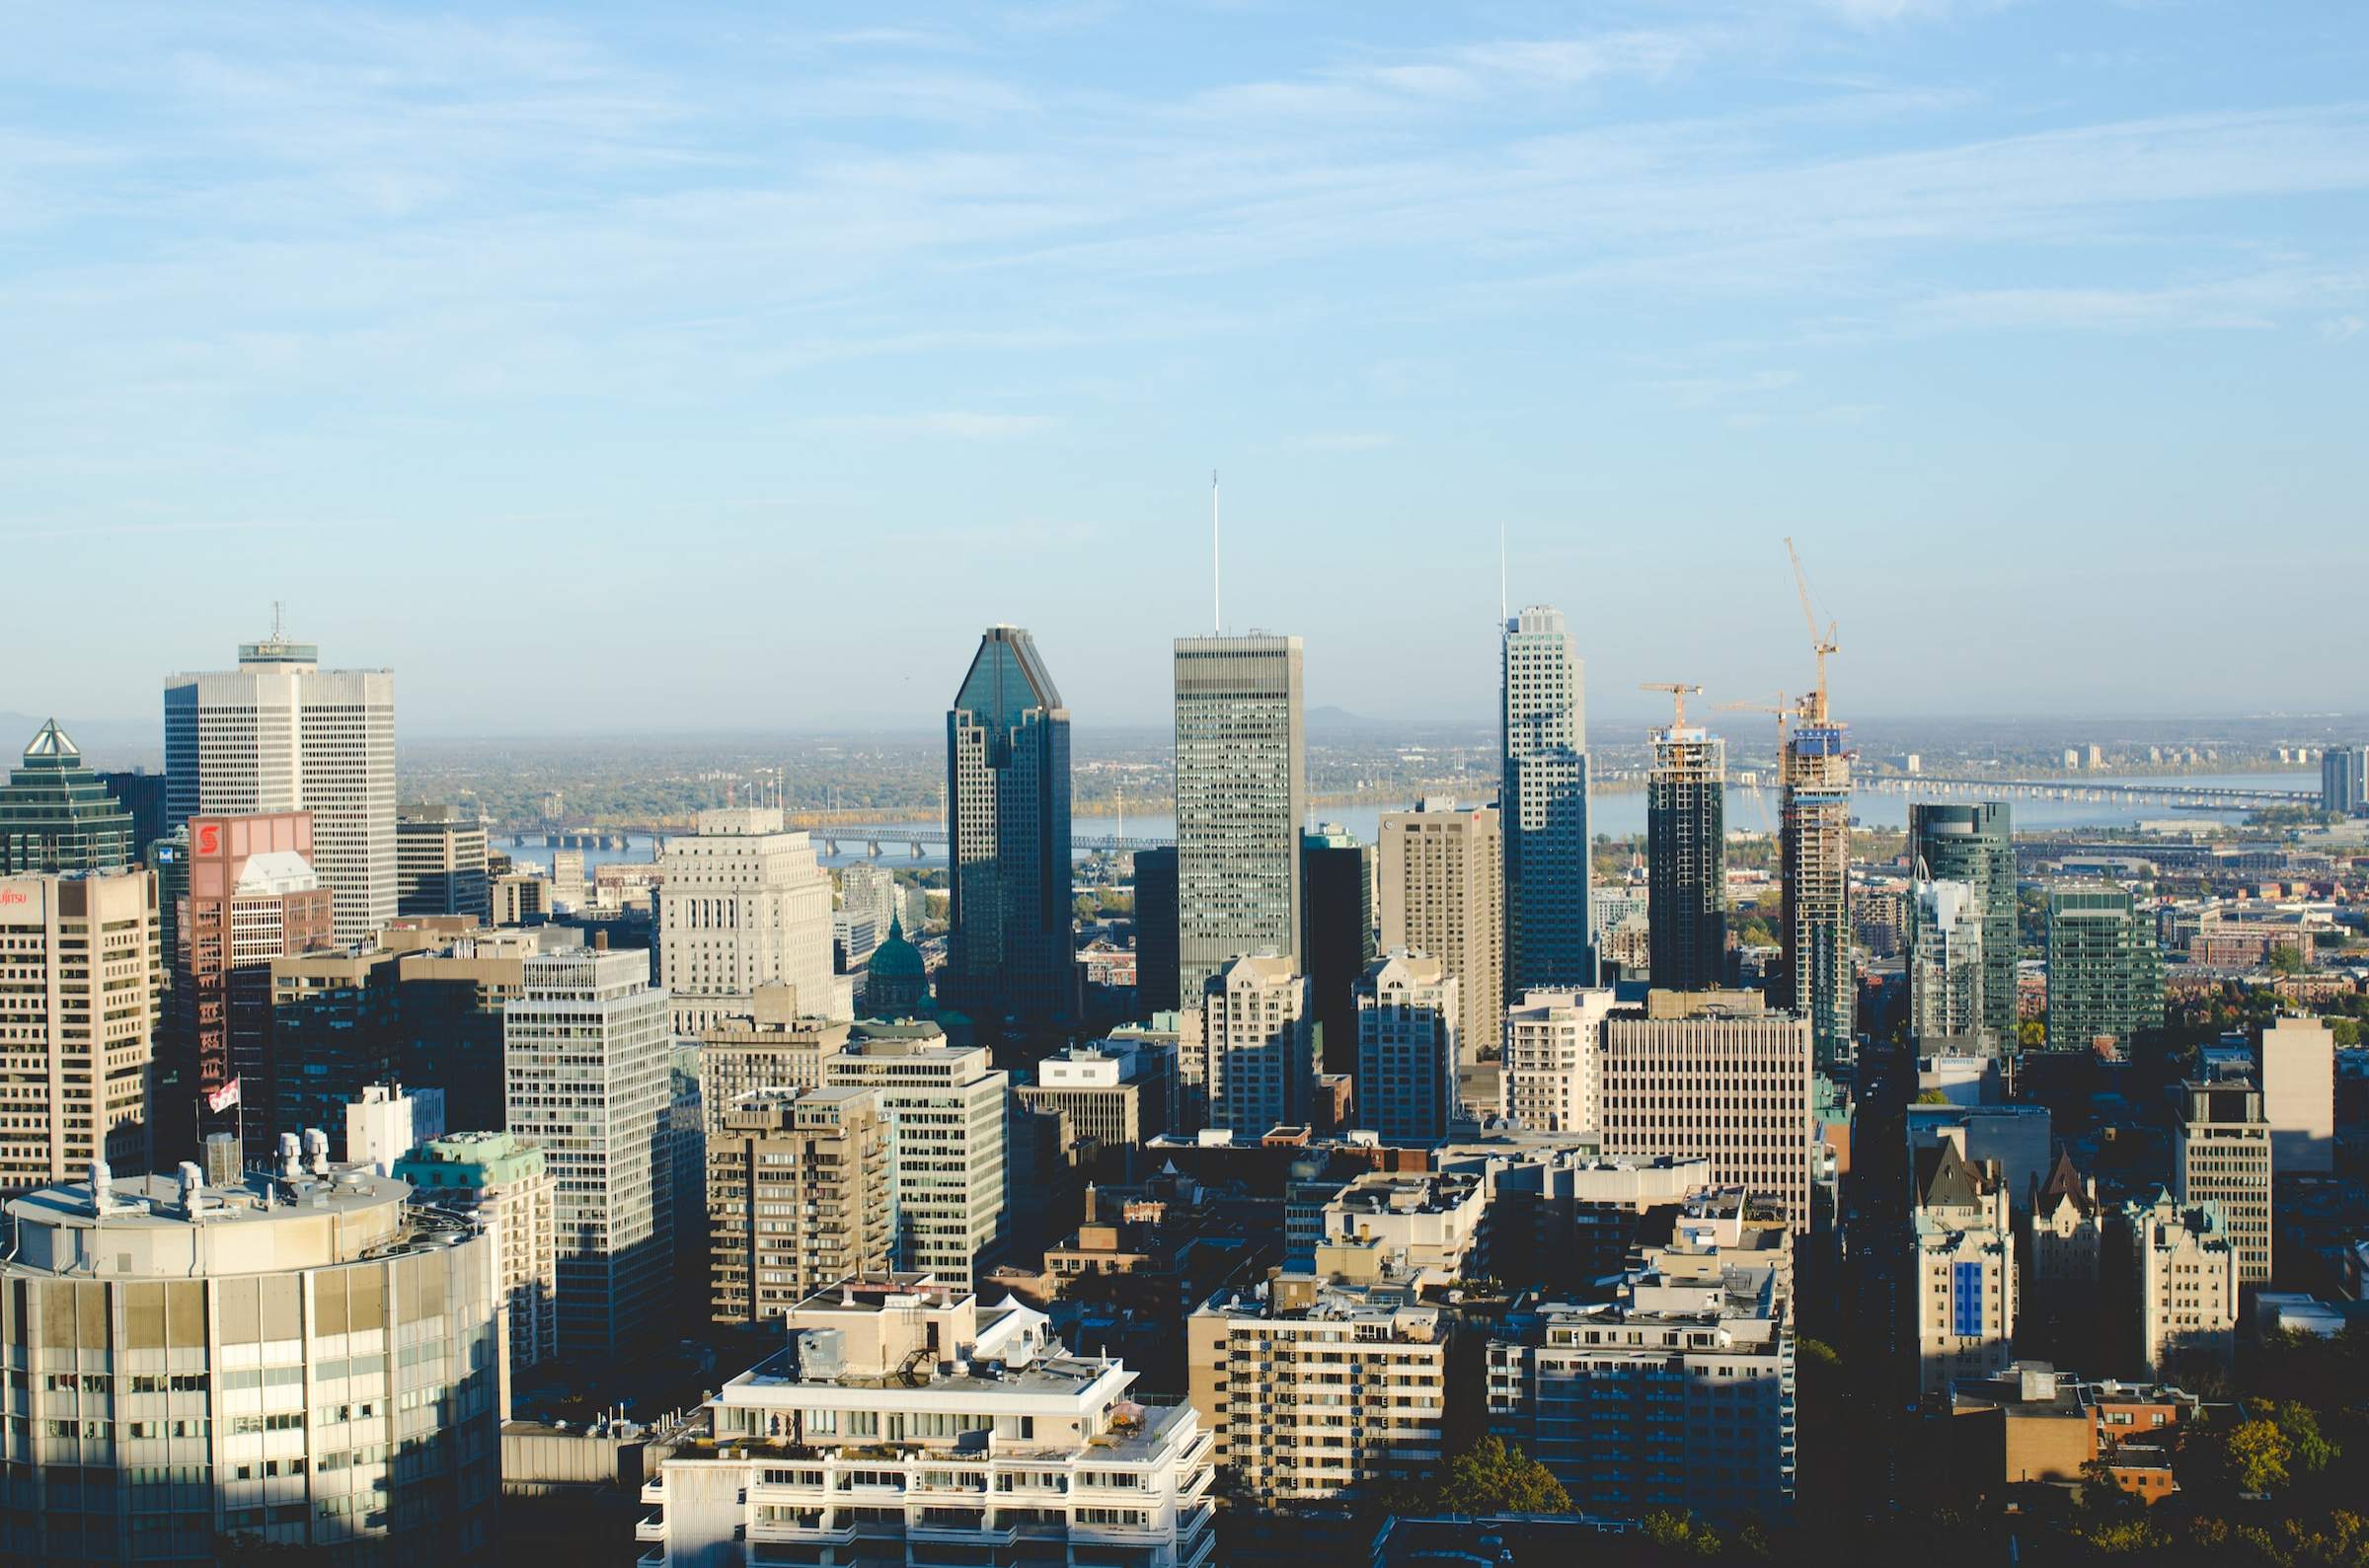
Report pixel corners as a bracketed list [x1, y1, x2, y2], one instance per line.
[0, 887, 26, 906]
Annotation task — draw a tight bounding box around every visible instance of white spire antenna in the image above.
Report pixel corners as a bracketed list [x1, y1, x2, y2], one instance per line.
[1211, 468, 1222, 635]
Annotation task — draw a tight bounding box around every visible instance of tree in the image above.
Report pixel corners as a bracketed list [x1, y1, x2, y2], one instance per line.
[2019, 1019, 2046, 1050]
[2269, 945, 2306, 976]
[1433, 1436, 1572, 1516]
[1915, 1089, 1953, 1105]
[2221, 1417, 2294, 1496]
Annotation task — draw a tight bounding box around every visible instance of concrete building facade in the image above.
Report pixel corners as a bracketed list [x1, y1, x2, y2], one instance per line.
[2174, 1080, 2271, 1286]
[658, 808, 840, 1034]
[1353, 951, 1460, 1144]
[1501, 987, 1615, 1136]
[1198, 954, 1315, 1134]
[705, 1086, 891, 1324]
[1377, 798, 1503, 1081]
[1173, 635, 1306, 1001]
[822, 1038, 1008, 1292]
[1600, 991, 1815, 1230]
[394, 1128, 562, 1374]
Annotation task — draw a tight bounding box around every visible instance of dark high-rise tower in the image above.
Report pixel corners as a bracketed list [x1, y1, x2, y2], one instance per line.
[1647, 713, 1726, 991]
[946, 626, 1073, 1025]
[1301, 824, 1376, 1075]
[0, 720, 136, 875]
[1909, 801, 2016, 1051]
[1779, 709, 1853, 1068]
[1501, 606, 1593, 995]
[1132, 847, 1179, 1015]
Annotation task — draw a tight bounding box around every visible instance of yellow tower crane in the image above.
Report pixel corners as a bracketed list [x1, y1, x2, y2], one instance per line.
[1640, 682, 1704, 730]
[1784, 536, 1838, 726]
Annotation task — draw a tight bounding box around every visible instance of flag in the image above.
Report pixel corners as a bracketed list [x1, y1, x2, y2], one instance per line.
[206, 1079, 241, 1115]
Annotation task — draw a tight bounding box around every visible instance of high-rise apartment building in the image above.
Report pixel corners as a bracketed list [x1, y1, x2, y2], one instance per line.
[0, 1159, 502, 1562]
[1133, 845, 1181, 1015]
[397, 802, 491, 921]
[1301, 824, 1376, 1076]
[1908, 872, 1989, 1052]
[1501, 987, 1616, 1135]
[0, 720, 136, 874]
[1174, 635, 1305, 1000]
[395, 1128, 562, 1373]
[644, 1276, 1215, 1567]
[1189, 1272, 1448, 1504]
[823, 1037, 1008, 1292]
[180, 812, 334, 1146]
[1778, 712, 1852, 1066]
[1911, 1133, 2016, 1396]
[2322, 744, 2367, 815]
[503, 947, 674, 1353]
[2046, 881, 2163, 1054]
[1501, 605, 1593, 994]
[1377, 798, 1503, 1083]
[658, 807, 839, 1033]
[945, 626, 1074, 1025]
[1909, 803, 2016, 1051]
[2174, 1080, 2271, 1286]
[706, 1086, 891, 1324]
[1600, 991, 1814, 1230]
[1353, 950, 1459, 1144]
[165, 630, 396, 947]
[696, 986, 850, 1105]
[0, 869, 162, 1192]
[1646, 720, 1726, 991]
[1200, 953, 1315, 1133]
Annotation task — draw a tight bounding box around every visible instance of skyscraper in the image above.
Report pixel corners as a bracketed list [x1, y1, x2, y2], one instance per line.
[658, 807, 839, 1033]
[504, 947, 675, 1353]
[2045, 880, 2163, 1054]
[2323, 745, 2367, 814]
[1377, 798, 1504, 1083]
[945, 626, 1074, 1025]
[0, 719, 136, 874]
[1354, 950, 1459, 1143]
[1301, 824, 1376, 1075]
[1778, 709, 1853, 1067]
[1600, 990, 1814, 1231]
[1501, 605, 1593, 993]
[1174, 635, 1305, 1000]
[1910, 802, 2016, 1052]
[1646, 719, 1726, 992]
[1132, 846, 1180, 1014]
[165, 628, 396, 946]
[822, 1037, 1009, 1291]
[397, 802, 492, 921]
[1201, 952, 1315, 1133]
[1907, 872, 1989, 1052]
[0, 867, 162, 1192]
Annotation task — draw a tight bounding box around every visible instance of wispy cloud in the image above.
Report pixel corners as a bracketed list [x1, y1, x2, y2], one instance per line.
[811, 411, 1059, 439]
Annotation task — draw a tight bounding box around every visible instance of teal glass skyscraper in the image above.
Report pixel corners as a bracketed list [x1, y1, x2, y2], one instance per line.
[2046, 880, 2163, 1054]
[1502, 606, 1594, 994]
[1909, 802, 2017, 1051]
[0, 719, 136, 874]
[946, 626, 1073, 1026]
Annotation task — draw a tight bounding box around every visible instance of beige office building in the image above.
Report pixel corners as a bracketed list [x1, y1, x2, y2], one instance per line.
[659, 807, 841, 1033]
[0, 869, 162, 1192]
[1600, 990, 1815, 1231]
[2175, 1081, 2272, 1285]
[1377, 799, 1503, 1076]
[695, 983, 852, 1112]
[2261, 1015, 2334, 1176]
[823, 1038, 1008, 1291]
[706, 1086, 891, 1324]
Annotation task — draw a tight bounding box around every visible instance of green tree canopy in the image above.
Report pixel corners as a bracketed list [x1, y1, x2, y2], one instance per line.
[1433, 1436, 1572, 1516]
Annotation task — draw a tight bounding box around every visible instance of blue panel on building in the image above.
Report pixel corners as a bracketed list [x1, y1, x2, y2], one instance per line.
[1951, 1261, 1984, 1337]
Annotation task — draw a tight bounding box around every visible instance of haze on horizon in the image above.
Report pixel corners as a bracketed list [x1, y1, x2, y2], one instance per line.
[4, 2, 2364, 736]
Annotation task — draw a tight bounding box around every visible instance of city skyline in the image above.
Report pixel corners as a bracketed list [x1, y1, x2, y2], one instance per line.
[4, 4, 2366, 732]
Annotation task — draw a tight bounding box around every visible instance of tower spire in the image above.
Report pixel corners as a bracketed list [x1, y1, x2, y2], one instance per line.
[1211, 469, 1221, 635]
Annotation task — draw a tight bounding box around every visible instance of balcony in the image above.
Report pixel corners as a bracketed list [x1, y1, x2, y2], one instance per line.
[635, 1515, 666, 1542]
[640, 1480, 665, 1505]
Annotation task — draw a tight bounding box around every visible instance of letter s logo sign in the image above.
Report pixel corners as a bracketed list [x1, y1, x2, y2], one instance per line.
[196, 823, 220, 856]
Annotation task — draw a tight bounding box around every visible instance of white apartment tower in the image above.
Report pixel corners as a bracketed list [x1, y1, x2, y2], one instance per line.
[1174, 635, 1306, 1000]
[1908, 871, 1990, 1052]
[165, 630, 396, 946]
[823, 1038, 1008, 1292]
[1353, 950, 1460, 1143]
[1600, 991, 1815, 1231]
[659, 807, 840, 1033]
[2175, 1080, 2272, 1286]
[1200, 953, 1315, 1133]
[2261, 1015, 2334, 1176]
[1502, 987, 1617, 1135]
[503, 947, 674, 1354]
[2123, 1188, 2240, 1380]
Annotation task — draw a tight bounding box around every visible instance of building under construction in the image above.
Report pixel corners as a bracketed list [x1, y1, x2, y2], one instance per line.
[1780, 720, 1853, 1068]
[1647, 699, 1727, 992]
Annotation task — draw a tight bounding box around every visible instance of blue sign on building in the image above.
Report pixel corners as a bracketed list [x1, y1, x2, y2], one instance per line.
[1951, 1261, 1984, 1337]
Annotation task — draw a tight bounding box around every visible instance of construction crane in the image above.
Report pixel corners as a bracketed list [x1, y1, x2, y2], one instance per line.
[1784, 536, 1838, 725]
[1641, 682, 1704, 730]
[1721, 695, 1791, 832]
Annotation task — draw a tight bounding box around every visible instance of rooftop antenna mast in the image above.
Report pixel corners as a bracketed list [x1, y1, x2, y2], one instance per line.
[1211, 469, 1221, 635]
[270, 600, 285, 641]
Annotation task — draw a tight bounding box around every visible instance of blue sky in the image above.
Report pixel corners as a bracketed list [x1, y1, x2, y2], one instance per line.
[4, 1, 2364, 735]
